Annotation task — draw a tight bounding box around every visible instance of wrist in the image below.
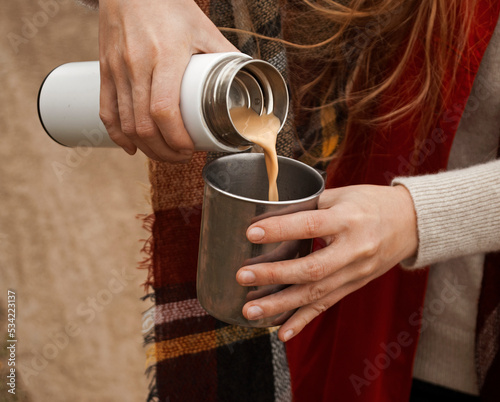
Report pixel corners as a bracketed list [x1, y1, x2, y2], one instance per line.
[393, 184, 418, 261]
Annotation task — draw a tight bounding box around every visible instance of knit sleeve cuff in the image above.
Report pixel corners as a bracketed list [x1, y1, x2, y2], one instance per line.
[391, 159, 500, 269]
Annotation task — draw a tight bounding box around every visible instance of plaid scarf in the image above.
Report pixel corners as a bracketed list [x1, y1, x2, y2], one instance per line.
[143, 1, 298, 401]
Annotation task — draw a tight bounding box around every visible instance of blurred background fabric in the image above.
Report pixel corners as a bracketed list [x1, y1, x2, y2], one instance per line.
[0, 0, 150, 400]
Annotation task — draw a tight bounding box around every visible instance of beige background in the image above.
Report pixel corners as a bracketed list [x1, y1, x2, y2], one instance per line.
[0, 0, 150, 400]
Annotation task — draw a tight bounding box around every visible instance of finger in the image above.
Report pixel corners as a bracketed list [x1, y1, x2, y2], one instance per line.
[99, 65, 137, 155]
[245, 284, 287, 303]
[101, 63, 162, 160]
[237, 245, 353, 286]
[112, 67, 166, 161]
[241, 259, 379, 335]
[242, 239, 303, 267]
[241, 273, 343, 321]
[246, 209, 341, 244]
[277, 282, 362, 342]
[241, 261, 366, 321]
[131, 77, 193, 163]
[150, 58, 194, 157]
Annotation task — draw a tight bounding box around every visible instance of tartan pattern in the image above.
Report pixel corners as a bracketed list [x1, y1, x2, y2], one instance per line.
[144, 1, 294, 400]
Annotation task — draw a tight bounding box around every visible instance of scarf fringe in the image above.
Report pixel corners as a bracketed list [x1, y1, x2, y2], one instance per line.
[141, 293, 159, 402]
[145, 356, 160, 402]
[137, 213, 156, 292]
[137, 212, 160, 401]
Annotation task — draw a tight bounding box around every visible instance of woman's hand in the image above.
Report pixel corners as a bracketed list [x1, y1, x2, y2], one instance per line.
[236, 184, 418, 342]
[98, 0, 238, 161]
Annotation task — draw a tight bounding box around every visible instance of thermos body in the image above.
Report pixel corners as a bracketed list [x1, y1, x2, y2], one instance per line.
[38, 52, 289, 152]
[38, 61, 113, 147]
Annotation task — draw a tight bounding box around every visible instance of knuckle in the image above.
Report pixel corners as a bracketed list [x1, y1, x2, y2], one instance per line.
[99, 59, 110, 73]
[99, 59, 115, 79]
[104, 52, 121, 69]
[275, 222, 286, 240]
[304, 214, 320, 237]
[120, 122, 136, 137]
[332, 205, 352, 232]
[150, 99, 176, 120]
[132, 84, 149, 103]
[122, 51, 138, 70]
[358, 261, 376, 277]
[135, 122, 157, 139]
[305, 258, 326, 281]
[298, 315, 310, 330]
[363, 239, 380, 258]
[307, 283, 327, 304]
[345, 209, 364, 227]
[335, 213, 351, 232]
[99, 110, 117, 129]
[311, 301, 328, 315]
[267, 266, 280, 285]
[361, 234, 380, 258]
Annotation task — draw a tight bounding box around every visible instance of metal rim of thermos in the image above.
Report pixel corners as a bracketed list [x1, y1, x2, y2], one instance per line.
[202, 55, 289, 149]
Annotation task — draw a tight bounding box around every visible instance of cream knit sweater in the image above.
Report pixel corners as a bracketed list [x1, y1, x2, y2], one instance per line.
[393, 18, 500, 395]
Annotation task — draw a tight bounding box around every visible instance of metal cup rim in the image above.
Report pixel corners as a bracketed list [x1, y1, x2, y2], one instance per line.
[202, 153, 325, 205]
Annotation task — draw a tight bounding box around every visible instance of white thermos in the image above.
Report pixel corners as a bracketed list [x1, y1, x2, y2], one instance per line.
[38, 52, 288, 153]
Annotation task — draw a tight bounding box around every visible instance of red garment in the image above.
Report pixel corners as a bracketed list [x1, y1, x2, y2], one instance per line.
[286, 2, 500, 401]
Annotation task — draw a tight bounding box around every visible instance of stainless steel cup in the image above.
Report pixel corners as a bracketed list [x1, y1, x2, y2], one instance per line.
[197, 153, 325, 327]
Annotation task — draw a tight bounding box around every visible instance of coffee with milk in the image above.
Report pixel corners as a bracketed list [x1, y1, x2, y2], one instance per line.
[230, 107, 281, 201]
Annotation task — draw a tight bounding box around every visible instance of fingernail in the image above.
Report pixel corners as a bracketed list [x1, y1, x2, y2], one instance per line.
[283, 329, 294, 342]
[247, 306, 264, 320]
[238, 270, 256, 285]
[248, 227, 265, 242]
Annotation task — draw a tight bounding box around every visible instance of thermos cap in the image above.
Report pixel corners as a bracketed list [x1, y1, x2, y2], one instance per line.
[202, 54, 289, 149]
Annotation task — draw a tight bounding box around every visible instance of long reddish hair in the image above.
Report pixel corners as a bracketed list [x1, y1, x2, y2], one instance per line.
[222, 0, 477, 165]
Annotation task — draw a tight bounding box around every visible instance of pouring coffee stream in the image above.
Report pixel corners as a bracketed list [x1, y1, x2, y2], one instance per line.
[229, 106, 281, 202]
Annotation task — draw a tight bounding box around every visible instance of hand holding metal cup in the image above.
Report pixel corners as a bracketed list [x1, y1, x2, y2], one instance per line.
[197, 153, 325, 327]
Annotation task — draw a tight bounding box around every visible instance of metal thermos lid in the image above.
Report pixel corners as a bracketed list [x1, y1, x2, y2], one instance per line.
[202, 55, 289, 149]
